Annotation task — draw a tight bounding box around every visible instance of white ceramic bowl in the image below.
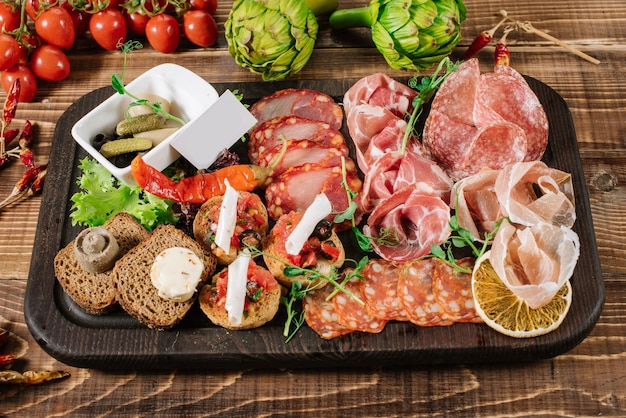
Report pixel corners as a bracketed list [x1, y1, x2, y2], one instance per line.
[71, 63, 220, 186]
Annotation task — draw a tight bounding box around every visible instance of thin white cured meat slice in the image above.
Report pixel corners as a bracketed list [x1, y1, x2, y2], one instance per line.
[257, 140, 348, 180]
[303, 284, 353, 340]
[363, 186, 451, 263]
[361, 258, 410, 321]
[333, 276, 387, 333]
[343, 73, 418, 118]
[346, 103, 420, 172]
[490, 220, 580, 309]
[398, 259, 453, 327]
[494, 161, 576, 228]
[478, 65, 549, 161]
[432, 257, 482, 323]
[360, 149, 452, 213]
[450, 168, 503, 241]
[248, 115, 345, 163]
[249, 89, 343, 131]
[264, 161, 363, 229]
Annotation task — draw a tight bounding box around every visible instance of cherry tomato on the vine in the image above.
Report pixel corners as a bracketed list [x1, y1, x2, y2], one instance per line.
[146, 14, 179, 54]
[125, 11, 150, 36]
[90, 8, 127, 51]
[29, 44, 71, 81]
[1, 64, 38, 102]
[35, 6, 76, 50]
[0, 2, 21, 32]
[17, 33, 42, 64]
[190, 0, 218, 15]
[62, 2, 91, 38]
[25, 0, 48, 20]
[183, 10, 218, 48]
[0, 34, 21, 72]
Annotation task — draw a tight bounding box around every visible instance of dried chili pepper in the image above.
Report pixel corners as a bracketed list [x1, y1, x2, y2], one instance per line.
[494, 28, 513, 67]
[0, 163, 47, 209]
[0, 353, 15, 369]
[462, 11, 509, 60]
[17, 120, 34, 167]
[0, 370, 70, 385]
[1, 79, 20, 131]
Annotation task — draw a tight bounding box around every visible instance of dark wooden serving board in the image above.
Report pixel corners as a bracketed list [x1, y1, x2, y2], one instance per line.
[24, 77, 604, 370]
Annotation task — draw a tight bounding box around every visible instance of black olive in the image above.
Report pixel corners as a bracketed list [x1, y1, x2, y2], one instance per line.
[92, 133, 116, 151]
[111, 152, 137, 168]
[312, 219, 333, 240]
[246, 281, 262, 302]
[239, 229, 262, 250]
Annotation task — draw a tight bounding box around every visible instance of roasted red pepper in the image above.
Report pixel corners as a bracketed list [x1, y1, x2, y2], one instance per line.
[131, 155, 272, 204]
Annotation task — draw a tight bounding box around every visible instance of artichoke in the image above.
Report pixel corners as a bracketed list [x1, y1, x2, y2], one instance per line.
[329, 0, 466, 71]
[225, 0, 337, 81]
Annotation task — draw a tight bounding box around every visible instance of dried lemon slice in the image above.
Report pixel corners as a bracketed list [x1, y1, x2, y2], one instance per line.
[471, 251, 572, 338]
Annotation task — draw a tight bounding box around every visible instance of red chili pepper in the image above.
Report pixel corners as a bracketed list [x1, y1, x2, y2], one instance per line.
[131, 155, 272, 204]
[2, 128, 19, 147]
[494, 28, 513, 67]
[2, 79, 20, 128]
[15, 164, 46, 193]
[462, 14, 510, 60]
[19, 147, 34, 167]
[18, 120, 33, 148]
[0, 353, 15, 369]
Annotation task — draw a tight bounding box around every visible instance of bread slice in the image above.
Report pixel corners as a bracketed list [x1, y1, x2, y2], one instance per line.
[193, 191, 269, 265]
[54, 212, 150, 315]
[198, 261, 281, 330]
[112, 224, 217, 330]
[263, 212, 345, 288]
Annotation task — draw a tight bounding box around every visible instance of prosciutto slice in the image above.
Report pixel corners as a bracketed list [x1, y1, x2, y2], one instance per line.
[363, 186, 451, 262]
[422, 59, 549, 181]
[343, 73, 418, 118]
[495, 161, 576, 228]
[361, 149, 452, 212]
[490, 220, 580, 309]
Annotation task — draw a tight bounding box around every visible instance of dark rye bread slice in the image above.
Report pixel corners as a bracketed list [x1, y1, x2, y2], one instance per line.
[112, 224, 217, 330]
[54, 212, 150, 315]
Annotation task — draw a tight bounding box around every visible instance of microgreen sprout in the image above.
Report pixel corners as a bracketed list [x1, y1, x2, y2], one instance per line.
[111, 40, 185, 126]
[402, 57, 460, 154]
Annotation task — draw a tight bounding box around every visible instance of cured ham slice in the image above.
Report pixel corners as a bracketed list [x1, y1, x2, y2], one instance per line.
[264, 161, 362, 228]
[398, 259, 453, 327]
[489, 220, 580, 309]
[422, 58, 549, 181]
[361, 259, 410, 321]
[450, 168, 502, 241]
[248, 115, 345, 163]
[343, 73, 418, 117]
[495, 161, 576, 228]
[360, 149, 452, 213]
[303, 284, 353, 340]
[363, 186, 451, 263]
[257, 140, 348, 180]
[432, 257, 482, 323]
[249, 89, 343, 131]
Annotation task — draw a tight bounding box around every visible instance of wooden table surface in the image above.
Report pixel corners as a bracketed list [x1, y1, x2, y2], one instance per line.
[1, 0, 624, 415]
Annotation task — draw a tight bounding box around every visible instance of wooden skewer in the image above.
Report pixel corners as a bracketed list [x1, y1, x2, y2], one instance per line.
[516, 21, 601, 65]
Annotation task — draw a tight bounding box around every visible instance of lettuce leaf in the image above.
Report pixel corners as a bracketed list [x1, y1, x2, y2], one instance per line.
[69, 158, 178, 231]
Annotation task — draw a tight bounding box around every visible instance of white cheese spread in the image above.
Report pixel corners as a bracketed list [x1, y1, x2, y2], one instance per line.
[215, 179, 239, 255]
[150, 247, 204, 302]
[225, 250, 251, 326]
[286, 193, 332, 255]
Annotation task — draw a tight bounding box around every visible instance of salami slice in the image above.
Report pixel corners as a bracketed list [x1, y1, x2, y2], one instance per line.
[333, 277, 387, 333]
[432, 257, 482, 323]
[248, 115, 346, 163]
[398, 259, 453, 327]
[303, 285, 353, 340]
[250, 89, 343, 131]
[361, 259, 410, 321]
